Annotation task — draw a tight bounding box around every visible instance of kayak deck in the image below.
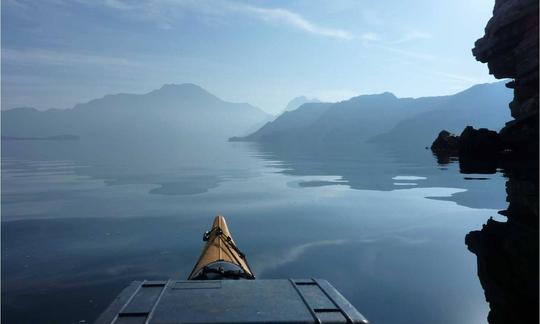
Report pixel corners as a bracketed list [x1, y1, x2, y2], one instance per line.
[188, 215, 254, 280]
[95, 279, 369, 323]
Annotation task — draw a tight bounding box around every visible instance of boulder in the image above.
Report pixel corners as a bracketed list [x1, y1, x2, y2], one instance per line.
[459, 126, 503, 155]
[430, 130, 459, 151]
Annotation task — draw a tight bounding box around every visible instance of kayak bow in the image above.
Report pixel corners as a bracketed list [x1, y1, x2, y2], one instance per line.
[188, 215, 255, 280]
[96, 214, 370, 323]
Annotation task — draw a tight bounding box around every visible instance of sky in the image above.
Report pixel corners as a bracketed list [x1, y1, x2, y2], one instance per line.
[1, 0, 497, 114]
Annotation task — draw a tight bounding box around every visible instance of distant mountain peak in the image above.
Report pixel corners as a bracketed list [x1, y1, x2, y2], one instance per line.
[284, 96, 321, 112]
[343, 91, 397, 104]
[159, 83, 203, 91]
[153, 83, 210, 95]
[356, 91, 396, 99]
[144, 83, 221, 104]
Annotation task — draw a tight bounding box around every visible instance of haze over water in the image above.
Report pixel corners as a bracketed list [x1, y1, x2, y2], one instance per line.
[2, 137, 506, 323]
[2, 0, 537, 322]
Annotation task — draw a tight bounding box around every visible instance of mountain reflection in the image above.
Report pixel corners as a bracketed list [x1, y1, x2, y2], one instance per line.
[252, 141, 508, 211]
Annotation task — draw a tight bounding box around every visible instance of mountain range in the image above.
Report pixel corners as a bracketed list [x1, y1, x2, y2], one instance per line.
[1, 83, 271, 141]
[2, 82, 512, 148]
[231, 82, 512, 147]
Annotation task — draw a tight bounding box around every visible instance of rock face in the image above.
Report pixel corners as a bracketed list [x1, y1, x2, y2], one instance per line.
[433, 0, 538, 155]
[464, 0, 539, 323]
[472, 0, 539, 154]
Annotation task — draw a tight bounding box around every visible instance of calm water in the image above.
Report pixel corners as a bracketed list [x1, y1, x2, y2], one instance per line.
[1, 138, 507, 323]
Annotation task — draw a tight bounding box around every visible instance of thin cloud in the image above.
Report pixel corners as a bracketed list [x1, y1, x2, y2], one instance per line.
[364, 30, 435, 61]
[375, 44, 438, 61]
[359, 32, 380, 42]
[79, 0, 364, 40]
[359, 28, 435, 59]
[392, 31, 432, 44]
[229, 3, 354, 40]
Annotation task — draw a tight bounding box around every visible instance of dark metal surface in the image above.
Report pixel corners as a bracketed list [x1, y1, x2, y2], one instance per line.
[95, 279, 368, 324]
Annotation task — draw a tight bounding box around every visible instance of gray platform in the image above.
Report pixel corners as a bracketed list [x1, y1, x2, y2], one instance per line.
[95, 279, 368, 324]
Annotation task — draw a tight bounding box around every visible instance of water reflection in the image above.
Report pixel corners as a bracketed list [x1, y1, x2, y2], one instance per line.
[1, 138, 263, 200]
[2, 138, 507, 323]
[433, 149, 539, 323]
[253, 141, 508, 211]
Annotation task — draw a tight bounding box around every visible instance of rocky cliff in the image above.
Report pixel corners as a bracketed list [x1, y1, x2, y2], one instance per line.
[472, 0, 538, 153]
[464, 0, 539, 323]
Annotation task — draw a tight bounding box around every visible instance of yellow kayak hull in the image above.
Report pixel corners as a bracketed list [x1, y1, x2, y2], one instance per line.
[188, 215, 254, 280]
